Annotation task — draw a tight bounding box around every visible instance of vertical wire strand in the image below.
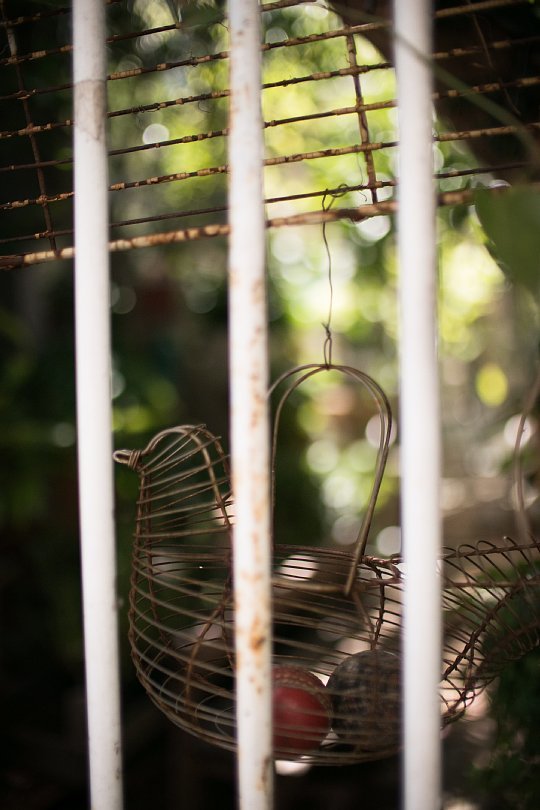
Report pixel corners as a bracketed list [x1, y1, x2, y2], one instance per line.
[73, 1, 124, 808]
[393, 1, 442, 809]
[344, 32, 379, 204]
[227, 0, 273, 807]
[321, 191, 335, 367]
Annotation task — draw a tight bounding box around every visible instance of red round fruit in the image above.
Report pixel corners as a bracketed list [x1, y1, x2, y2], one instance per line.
[272, 665, 331, 754]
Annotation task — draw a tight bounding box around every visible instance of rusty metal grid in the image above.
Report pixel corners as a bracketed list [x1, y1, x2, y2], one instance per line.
[1, 0, 539, 271]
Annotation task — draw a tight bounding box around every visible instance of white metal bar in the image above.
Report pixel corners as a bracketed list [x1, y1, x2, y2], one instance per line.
[394, 2, 442, 810]
[227, 1, 273, 809]
[73, 2, 124, 809]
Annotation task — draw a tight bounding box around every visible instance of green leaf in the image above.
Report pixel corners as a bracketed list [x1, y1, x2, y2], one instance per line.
[474, 187, 540, 296]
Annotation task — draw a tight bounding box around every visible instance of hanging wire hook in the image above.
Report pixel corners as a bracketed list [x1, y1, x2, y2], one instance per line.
[321, 184, 349, 367]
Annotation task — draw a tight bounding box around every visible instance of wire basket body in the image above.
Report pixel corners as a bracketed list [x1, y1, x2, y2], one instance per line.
[115, 366, 540, 764]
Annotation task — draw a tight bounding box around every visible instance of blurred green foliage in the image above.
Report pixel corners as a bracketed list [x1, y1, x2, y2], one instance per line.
[475, 187, 540, 299]
[471, 646, 540, 809]
[1, 2, 540, 808]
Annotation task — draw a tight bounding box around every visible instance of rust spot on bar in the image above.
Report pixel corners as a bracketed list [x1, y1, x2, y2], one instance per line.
[251, 633, 266, 651]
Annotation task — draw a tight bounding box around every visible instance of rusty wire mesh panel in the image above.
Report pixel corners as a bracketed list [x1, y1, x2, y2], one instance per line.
[114, 364, 540, 764]
[1, 0, 539, 270]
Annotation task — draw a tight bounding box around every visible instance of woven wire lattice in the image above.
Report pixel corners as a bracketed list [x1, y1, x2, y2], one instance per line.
[1, 0, 539, 270]
[114, 363, 540, 764]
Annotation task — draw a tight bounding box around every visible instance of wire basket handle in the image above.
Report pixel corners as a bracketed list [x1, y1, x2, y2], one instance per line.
[268, 363, 392, 595]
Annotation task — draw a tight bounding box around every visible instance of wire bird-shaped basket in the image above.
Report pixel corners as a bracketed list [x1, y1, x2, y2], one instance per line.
[114, 363, 540, 765]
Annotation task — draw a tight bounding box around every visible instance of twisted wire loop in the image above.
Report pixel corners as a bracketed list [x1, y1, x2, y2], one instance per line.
[115, 365, 540, 764]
